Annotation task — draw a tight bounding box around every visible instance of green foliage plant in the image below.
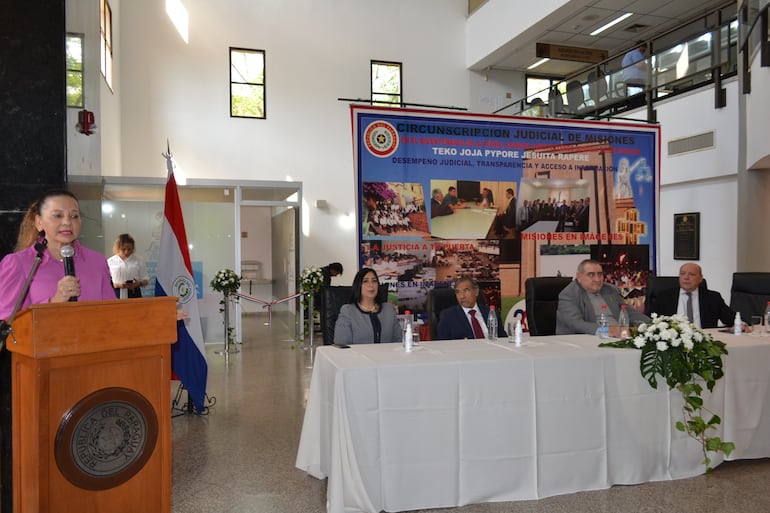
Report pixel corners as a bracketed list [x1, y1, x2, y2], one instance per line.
[600, 314, 735, 472]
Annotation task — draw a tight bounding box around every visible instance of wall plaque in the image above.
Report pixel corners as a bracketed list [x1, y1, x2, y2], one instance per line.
[674, 212, 700, 260]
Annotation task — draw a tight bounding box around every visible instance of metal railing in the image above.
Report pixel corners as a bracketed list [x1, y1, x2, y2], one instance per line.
[497, 2, 740, 122]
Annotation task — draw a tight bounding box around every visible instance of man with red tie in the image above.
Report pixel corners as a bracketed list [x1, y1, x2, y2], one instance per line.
[437, 276, 506, 340]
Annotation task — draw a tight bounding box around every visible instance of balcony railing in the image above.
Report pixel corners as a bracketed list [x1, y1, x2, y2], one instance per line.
[497, 2, 741, 122]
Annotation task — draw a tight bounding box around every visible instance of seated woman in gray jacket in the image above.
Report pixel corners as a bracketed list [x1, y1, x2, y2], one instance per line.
[334, 267, 401, 344]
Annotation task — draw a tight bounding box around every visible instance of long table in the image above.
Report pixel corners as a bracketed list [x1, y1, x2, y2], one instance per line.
[430, 207, 497, 239]
[295, 332, 770, 513]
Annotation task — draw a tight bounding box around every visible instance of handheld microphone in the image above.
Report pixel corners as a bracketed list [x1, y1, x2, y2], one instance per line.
[60, 245, 77, 302]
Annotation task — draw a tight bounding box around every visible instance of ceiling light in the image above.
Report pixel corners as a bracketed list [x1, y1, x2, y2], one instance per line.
[527, 58, 550, 70]
[590, 12, 633, 36]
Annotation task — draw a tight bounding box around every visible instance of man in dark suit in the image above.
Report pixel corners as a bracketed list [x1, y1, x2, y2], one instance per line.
[646, 262, 736, 328]
[575, 197, 590, 232]
[430, 189, 454, 218]
[494, 188, 516, 237]
[437, 276, 506, 340]
[321, 262, 343, 287]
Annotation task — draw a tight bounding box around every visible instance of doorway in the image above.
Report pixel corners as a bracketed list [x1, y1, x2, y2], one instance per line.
[69, 176, 303, 344]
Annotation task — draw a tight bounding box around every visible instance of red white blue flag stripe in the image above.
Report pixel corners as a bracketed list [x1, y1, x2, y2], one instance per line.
[155, 165, 208, 413]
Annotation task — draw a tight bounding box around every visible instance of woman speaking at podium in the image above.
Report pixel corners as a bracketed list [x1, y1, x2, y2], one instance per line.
[0, 189, 115, 320]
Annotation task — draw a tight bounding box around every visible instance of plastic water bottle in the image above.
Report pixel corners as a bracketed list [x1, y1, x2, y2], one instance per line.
[402, 310, 412, 334]
[487, 306, 498, 341]
[597, 305, 610, 339]
[618, 305, 630, 338]
[734, 312, 743, 335]
[514, 318, 523, 346]
[403, 315, 413, 352]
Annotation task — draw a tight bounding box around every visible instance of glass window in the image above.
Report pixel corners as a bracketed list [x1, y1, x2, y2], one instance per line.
[371, 61, 402, 106]
[721, 20, 740, 73]
[66, 33, 84, 108]
[230, 48, 266, 119]
[525, 75, 556, 104]
[100, 0, 113, 90]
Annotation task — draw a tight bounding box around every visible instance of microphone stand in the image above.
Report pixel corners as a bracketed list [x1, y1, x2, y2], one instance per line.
[0, 237, 47, 352]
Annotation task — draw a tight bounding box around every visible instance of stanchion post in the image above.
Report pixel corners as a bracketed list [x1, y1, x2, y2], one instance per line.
[307, 293, 314, 349]
[223, 290, 230, 355]
[216, 291, 239, 357]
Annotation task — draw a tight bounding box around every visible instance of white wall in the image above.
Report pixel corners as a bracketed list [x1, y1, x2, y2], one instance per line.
[66, 0, 103, 175]
[99, 0, 123, 177]
[657, 81, 739, 185]
[652, 80, 741, 298]
[465, 0, 569, 69]
[469, 68, 525, 114]
[746, 53, 770, 170]
[64, 0, 762, 296]
[110, 0, 468, 281]
[738, 50, 770, 271]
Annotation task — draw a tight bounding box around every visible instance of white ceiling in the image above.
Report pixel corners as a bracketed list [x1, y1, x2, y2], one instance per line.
[481, 0, 734, 76]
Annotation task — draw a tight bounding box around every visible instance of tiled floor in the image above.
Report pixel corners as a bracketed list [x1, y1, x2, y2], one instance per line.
[171, 314, 770, 513]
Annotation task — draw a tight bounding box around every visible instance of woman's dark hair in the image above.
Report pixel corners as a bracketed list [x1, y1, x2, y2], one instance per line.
[351, 267, 381, 304]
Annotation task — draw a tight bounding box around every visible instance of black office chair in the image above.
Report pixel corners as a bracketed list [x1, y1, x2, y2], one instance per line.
[644, 275, 708, 317]
[426, 287, 458, 340]
[426, 286, 489, 340]
[524, 277, 572, 336]
[729, 272, 770, 322]
[320, 284, 389, 345]
[644, 276, 679, 317]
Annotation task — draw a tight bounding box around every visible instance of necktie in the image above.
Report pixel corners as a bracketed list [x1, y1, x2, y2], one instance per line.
[468, 309, 484, 339]
[685, 291, 694, 323]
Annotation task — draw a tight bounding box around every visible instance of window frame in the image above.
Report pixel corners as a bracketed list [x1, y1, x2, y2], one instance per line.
[66, 32, 85, 108]
[229, 47, 266, 119]
[525, 74, 564, 104]
[100, 0, 113, 90]
[371, 60, 403, 106]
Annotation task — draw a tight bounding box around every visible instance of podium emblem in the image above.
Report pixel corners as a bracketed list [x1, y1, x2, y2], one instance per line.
[55, 387, 159, 490]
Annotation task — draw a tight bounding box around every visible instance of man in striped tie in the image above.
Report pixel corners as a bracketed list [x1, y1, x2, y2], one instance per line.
[647, 262, 737, 329]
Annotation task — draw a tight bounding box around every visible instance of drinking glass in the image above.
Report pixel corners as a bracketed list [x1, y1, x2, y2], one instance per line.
[751, 316, 763, 336]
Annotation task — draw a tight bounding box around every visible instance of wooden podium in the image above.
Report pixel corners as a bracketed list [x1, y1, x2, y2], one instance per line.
[6, 297, 178, 513]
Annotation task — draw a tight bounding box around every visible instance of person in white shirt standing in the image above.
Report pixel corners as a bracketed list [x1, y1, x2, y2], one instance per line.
[107, 233, 150, 298]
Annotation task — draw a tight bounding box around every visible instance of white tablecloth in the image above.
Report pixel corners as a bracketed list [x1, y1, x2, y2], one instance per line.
[295, 332, 770, 513]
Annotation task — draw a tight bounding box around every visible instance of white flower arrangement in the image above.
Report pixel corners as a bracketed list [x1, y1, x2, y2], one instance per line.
[299, 266, 324, 294]
[210, 268, 241, 295]
[210, 268, 241, 346]
[601, 313, 733, 471]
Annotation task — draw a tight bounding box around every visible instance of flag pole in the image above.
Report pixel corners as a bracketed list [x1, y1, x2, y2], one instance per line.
[158, 141, 212, 414]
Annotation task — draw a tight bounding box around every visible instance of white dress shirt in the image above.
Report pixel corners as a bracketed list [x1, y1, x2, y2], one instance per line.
[677, 288, 702, 328]
[462, 304, 489, 338]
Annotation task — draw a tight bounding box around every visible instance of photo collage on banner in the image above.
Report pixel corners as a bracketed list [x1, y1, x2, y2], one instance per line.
[353, 106, 660, 335]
